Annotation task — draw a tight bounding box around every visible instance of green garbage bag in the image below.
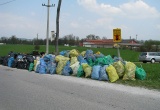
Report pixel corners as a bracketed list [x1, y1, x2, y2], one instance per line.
[29, 63, 34, 72]
[77, 65, 85, 77]
[135, 65, 146, 80]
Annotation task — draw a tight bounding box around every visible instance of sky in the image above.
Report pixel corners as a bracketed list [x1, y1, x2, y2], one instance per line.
[0, 0, 160, 40]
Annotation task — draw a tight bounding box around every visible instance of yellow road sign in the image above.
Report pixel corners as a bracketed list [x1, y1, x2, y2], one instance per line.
[113, 28, 121, 42]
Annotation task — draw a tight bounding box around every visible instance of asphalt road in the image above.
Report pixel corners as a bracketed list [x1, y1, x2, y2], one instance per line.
[0, 65, 160, 110]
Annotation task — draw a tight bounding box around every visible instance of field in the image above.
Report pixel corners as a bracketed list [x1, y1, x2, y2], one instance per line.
[0, 44, 160, 91]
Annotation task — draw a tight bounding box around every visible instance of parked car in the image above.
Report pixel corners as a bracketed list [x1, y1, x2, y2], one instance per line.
[139, 52, 160, 63]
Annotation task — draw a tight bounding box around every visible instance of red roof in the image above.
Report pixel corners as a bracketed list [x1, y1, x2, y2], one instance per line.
[84, 39, 113, 45]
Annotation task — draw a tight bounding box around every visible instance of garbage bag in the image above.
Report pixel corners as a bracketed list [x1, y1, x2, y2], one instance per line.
[50, 63, 56, 74]
[59, 50, 70, 57]
[70, 57, 78, 66]
[69, 49, 79, 57]
[123, 62, 136, 80]
[77, 65, 85, 77]
[62, 61, 72, 76]
[94, 57, 109, 66]
[94, 51, 104, 58]
[8, 57, 14, 67]
[34, 57, 40, 71]
[56, 60, 68, 75]
[80, 51, 86, 57]
[85, 49, 93, 56]
[135, 66, 146, 80]
[35, 64, 40, 73]
[104, 55, 114, 64]
[77, 55, 87, 64]
[29, 63, 34, 72]
[70, 61, 80, 76]
[106, 65, 119, 82]
[91, 65, 101, 80]
[60, 50, 67, 56]
[55, 55, 70, 62]
[39, 58, 47, 74]
[99, 65, 109, 81]
[112, 61, 125, 77]
[82, 63, 92, 78]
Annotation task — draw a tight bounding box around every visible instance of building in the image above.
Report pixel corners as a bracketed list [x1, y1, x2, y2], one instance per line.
[82, 39, 142, 48]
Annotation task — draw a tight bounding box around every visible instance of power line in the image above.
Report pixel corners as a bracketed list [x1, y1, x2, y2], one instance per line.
[0, 0, 16, 6]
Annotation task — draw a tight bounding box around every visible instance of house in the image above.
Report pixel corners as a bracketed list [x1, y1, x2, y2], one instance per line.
[82, 39, 142, 48]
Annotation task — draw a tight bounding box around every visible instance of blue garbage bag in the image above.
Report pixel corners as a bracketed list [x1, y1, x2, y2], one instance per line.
[62, 61, 72, 76]
[77, 55, 87, 64]
[39, 58, 47, 74]
[8, 57, 14, 67]
[50, 63, 56, 74]
[91, 65, 101, 80]
[99, 65, 109, 81]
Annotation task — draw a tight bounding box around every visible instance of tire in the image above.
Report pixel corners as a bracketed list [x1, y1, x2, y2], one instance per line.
[151, 59, 155, 63]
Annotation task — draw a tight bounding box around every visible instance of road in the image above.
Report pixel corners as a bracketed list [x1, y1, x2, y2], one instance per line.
[0, 65, 160, 110]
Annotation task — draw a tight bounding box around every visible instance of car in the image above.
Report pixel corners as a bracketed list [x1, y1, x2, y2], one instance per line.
[139, 52, 160, 63]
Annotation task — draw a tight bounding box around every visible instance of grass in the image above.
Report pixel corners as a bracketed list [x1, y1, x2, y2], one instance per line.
[0, 44, 159, 91]
[116, 63, 160, 90]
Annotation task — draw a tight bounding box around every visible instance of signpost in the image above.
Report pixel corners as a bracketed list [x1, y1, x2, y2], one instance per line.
[113, 28, 121, 42]
[113, 28, 122, 60]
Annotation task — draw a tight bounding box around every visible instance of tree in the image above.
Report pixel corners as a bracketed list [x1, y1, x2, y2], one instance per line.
[55, 0, 62, 55]
[86, 34, 101, 40]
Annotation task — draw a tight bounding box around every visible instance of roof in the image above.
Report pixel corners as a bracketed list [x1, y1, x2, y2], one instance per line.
[83, 39, 141, 46]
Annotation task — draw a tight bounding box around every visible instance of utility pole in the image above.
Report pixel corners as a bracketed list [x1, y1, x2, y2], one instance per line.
[42, 0, 55, 54]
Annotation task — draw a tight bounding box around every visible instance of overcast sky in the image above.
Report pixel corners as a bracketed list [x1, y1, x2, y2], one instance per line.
[0, 0, 160, 40]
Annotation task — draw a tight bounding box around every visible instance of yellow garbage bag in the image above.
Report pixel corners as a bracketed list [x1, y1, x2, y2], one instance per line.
[82, 63, 92, 78]
[112, 61, 125, 78]
[55, 55, 70, 62]
[70, 57, 78, 66]
[106, 65, 119, 83]
[123, 62, 136, 80]
[80, 51, 86, 57]
[69, 49, 79, 57]
[56, 60, 68, 75]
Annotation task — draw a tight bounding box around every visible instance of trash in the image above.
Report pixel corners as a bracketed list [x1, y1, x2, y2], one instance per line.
[99, 65, 109, 81]
[39, 58, 47, 74]
[106, 65, 119, 82]
[135, 65, 146, 80]
[82, 63, 92, 78]
[70, 57, 78, 66]
[112, 61, 125, 77]
[69, 49, 79, 57]
[62, 61, 72, 76]
[77, 55, 87, 64]
[91, 65, 101, 80]
[123, 62, 136, 80]
[77, 65, 85, 77]
[70, 61, 80, 76]
[8, 57, 14, 67]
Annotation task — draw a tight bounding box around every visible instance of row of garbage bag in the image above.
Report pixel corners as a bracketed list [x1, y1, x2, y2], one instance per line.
[0, 49, 147, 82]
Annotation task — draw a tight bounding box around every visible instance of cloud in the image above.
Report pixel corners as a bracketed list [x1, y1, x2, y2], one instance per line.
[0, 13, 45, 38]
[77, 0, 160, 19]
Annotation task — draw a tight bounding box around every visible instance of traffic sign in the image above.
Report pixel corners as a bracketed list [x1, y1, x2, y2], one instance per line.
[113, 28, 121, 42]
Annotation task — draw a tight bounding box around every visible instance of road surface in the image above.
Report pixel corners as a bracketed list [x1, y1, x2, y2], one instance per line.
[0, 65, 160, 110]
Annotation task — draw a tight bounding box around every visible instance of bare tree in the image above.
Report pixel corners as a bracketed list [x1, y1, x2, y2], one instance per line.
[55, 0, 62, 55]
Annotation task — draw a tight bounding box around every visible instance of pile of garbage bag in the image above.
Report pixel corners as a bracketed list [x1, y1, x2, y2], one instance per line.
[0, 49, 147, 82]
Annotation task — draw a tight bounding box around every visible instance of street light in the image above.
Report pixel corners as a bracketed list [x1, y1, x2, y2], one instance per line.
[42, 0, 55, 54]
